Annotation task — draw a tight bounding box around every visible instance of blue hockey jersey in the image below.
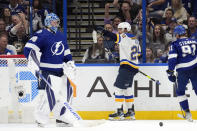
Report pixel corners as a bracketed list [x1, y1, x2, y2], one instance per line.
[168, 37, 197, 71]
[24, 29, 72, 72]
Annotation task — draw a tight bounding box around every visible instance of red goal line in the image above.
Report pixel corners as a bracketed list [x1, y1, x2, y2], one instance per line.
[0, 55, 26, 58]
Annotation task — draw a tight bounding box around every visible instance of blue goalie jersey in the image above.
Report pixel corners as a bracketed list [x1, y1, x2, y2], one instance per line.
[168, 38, 197, 71]
[24, 29, 72, 72]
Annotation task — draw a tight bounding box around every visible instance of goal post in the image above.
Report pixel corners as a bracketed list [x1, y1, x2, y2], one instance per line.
[0, 55, 38, 123]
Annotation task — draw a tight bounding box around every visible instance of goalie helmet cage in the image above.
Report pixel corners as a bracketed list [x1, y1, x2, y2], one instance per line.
[0, 55, 37, 123]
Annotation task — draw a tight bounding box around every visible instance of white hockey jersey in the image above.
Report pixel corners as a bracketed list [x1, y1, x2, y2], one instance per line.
[115, 33, 141, 69]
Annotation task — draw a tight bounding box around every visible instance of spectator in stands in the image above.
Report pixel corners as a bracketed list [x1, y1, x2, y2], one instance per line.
[163, 0, 188, 24]
[0, 19, 6, 34]
[147, 0, 166, 18]
[154, 42, 170, 63]
[113, 0, 140, 24]
[146, 47, 155, 63]
[7, 13, 29, 54]
[161, 8, 174, 27]
[1, 7, 12, 29]
[42, 0, 52, 12]
[0, 33, 14, 55]
[188, 16, 197, 39]
[25, 6, 43, 32]
[104, 3, 122, 34]
[8, 0, 25, 15]
[103, 23, 115, 51]
[190, 0, 197, 19]
[18, 0, 29, 8]
[151, 24, 166, 56]
[33, 0, 50, 25]
[135, 19, 152, 47]
[107, 43, 120, 63]
[82, 35, 109, 63]
[0, 0, 9, 8]
[165, 17, 177, 44]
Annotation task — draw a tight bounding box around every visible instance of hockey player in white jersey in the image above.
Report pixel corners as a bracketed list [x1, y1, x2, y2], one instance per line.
[24, 13, 77, 127]
[102, 22, 141, 120]
[167, 25, 197, 122]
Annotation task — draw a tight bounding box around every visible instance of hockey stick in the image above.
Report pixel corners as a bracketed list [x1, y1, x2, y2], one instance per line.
[138, 70, 161, 85]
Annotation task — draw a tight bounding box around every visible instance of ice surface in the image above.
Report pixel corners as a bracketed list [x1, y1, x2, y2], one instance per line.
[0, 120, 197, 131]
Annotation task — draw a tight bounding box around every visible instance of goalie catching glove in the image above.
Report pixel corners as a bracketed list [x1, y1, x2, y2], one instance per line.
[63, 61, 77, 80]
[166, 69, 176, 82]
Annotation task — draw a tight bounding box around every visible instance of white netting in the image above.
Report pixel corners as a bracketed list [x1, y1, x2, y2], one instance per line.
[0, 55, 38, 123]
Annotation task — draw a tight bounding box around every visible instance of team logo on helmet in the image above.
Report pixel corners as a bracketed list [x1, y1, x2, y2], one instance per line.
[51, 41, 64, 56]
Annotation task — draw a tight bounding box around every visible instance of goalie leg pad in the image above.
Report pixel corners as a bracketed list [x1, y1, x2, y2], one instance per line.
[34, 90, 50, 125]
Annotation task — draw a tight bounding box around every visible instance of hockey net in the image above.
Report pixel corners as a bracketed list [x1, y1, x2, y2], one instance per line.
[0, 55, 38, 123]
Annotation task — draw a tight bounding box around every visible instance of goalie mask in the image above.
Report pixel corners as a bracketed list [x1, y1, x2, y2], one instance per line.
[44, 13, 60, 33]
[118, 22, 131, 32]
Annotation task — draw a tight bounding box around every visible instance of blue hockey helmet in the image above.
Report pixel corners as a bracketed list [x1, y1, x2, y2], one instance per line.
[44, 13, 60, 33]
[174, 25, 186, 36]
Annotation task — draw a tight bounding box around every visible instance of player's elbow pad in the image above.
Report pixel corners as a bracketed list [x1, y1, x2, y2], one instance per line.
[24, 47, 32, 59]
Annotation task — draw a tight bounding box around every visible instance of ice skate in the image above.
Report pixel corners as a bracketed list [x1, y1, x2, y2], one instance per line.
[185, 112, 193, 122]
[56, 119, 73, 127]
[108, 109, 124, 121]
[124, 110, 135, 120]
[178, 110, 193, 122]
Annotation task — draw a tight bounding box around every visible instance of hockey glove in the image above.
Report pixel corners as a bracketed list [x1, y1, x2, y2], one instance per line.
[166, 70, 176, 82]
[63, 61, 77, 80]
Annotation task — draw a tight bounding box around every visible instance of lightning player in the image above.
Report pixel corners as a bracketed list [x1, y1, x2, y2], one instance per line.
[167, 25, 197, 122]
[102, 22, 141, 120]
[24, 13, 76, 127]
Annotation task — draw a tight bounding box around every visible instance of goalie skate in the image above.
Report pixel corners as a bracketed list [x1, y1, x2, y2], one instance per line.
[35, 120, 45, 128]
[56, 119, 73, 127]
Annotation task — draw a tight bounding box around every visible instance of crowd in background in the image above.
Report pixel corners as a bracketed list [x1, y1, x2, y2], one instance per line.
[83, 0, 197, 63]
[0, 0, 54, 55]
[0, 0, 197, 64]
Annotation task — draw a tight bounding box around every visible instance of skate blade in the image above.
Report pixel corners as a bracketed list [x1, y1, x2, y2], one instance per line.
[108, 116, 124, 121]
[124, 116, 136, 121]
[177, 114, 193, 122]
[56, 123, 73, 127]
